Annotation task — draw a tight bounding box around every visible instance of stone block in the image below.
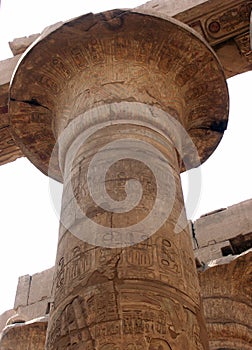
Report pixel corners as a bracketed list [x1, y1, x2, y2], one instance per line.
[0, 309, 15, 333]
[0, 55, 21, 86]
[0, 317, 48, 350]
[9, 34, 39, 56]
[14, 275, 30, 309]
[194, 240, 230, 263]
[194, 199, 252, 248]
[136, 0, 208, 17]
[28, 267, 54, 305]
[16, 299, 52, 321]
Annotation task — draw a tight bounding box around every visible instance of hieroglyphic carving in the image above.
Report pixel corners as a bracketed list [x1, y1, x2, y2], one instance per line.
[46, 296, 94, 350]
[121, 300, 187, 338]
[181, 250, 200, 295]
[70, 45, 90, 70]
[55, 257, 65, 290]
[156, 238, 181, 275]
[0, 126, 23, 166]
[184, 78, 223, 105]
[86, 287, 118, 324]
[205, 2, 252, 41]
[235, 32, 252, 63]
[126, 241, 153, 267]
[38, 74, 61, 95]
[54, 245, 92, 307]
[176, 0, 252, 46]
[84, 39, 105, 66]
[112, 37, 131, 62]
[94, 321, 121, 339]
[51, 57, 72, 79]
[118, 239, 156, 280]
[134, 32, 160, 65]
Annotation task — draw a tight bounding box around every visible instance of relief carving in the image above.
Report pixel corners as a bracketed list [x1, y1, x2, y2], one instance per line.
[126, 241, 153, 267]
[206, 2, 252, 40]
[51, 57, 72, 79]
[55, 257, 65, 290]
[157, 238, 180, 275]
[46, 296, 93, 350]
[70, 45, 89, 70]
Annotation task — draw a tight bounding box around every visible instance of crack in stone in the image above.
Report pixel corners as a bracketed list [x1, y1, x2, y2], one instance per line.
[10, 97, 51, 112]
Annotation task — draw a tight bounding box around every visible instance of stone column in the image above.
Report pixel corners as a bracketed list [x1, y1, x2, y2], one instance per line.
[45, 103, 208, 349]
[9, 9, 229, 350]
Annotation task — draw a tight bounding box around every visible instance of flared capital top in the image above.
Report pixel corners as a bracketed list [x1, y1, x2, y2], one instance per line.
[9, 9, 229, 181]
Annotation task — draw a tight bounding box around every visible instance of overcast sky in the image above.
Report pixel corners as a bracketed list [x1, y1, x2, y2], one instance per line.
[0, 0, 251, 316]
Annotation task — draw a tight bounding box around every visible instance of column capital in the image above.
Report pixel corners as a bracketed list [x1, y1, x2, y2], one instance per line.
[9, 9, 228, 182]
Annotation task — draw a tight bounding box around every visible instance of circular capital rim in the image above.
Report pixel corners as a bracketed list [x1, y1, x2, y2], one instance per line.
[9, 9, 229, 182]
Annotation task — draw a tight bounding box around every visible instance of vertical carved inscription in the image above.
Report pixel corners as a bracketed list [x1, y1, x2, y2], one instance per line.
[126, 241, 153, 267]
[157, 238, 180, 275]
[70, 45, 89, 69]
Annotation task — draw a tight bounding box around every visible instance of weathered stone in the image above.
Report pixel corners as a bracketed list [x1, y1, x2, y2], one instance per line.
[1, 0, 251, 168]
[28, 267, 54, 305]
[0, 310, 15, 333]
[14, 268, 54, 322]
[136, 0, 208, 17]
[8, 8, 230, 350]
[194, 199, 252, 260]
[14, 275, 31, 309]
[0, 55, 24, 166]
[9, 34, 40, 56]
[194, 240, 231, 263]
[138, 0, 252, 78]
[199, 251, 252, 350]
[0, 317, 48, 350]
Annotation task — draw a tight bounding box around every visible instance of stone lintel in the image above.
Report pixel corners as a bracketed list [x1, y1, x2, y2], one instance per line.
[194, 198, 252, 248]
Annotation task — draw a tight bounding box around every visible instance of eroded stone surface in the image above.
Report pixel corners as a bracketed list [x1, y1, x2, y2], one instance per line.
[139, 0, 252, 78]
[9, 34, 40, 56]
[14, 268, 54, 321]
[199, 251, 252, 350]
[194, 199, 252, 262]
[136, 0, 208, 17]
[0, 317, 48, 350]
[0, 55, 23, 166]
[8, 9, 227, 350]
[9, 10, 228, 181]
[0, 310, 15, 333]
[7, 8, 232, 350]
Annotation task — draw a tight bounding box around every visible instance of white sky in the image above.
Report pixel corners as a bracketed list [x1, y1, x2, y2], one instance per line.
[0, 0, 251, 316]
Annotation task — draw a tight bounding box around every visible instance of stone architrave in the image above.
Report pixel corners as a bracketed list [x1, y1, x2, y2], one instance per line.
[9, 9, 229, 350]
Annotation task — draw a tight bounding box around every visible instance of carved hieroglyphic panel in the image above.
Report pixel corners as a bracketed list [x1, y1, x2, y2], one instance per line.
[0, 319, 47, 350]
[174, 0, 252, 77]
[0, 126, 23, 165]
[0, 84, 23, 166]
[176, 0, 252, 46]
[235, 31, 252, 63]
[9, 10, 228, 181]
[199, 251, 252, 350]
